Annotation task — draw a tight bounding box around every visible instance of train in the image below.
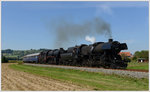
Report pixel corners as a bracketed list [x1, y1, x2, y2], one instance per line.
[23, 39, 130, 69]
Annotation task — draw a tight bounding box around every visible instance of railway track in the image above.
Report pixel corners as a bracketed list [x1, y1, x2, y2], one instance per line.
[53, 65, 149, 72]
[110, 68, 148, 72]
[24, 63, 149, 79]
[26, 63, 148, 72]
[24, 63, 149, 78]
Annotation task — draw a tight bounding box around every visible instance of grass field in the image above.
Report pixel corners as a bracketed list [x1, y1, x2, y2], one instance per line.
[10, 64, 148, 91]
[8, 60, 23, 63]
[127, 62, 149, 70]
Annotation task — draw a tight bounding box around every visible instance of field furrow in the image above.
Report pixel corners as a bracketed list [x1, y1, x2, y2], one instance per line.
[1, 63, 89, 91]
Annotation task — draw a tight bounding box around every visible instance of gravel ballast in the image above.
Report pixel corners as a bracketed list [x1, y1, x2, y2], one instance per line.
[24, 63, 149, 79]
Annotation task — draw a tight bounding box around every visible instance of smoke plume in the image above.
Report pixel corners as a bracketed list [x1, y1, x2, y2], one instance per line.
[85, 35, 96, 44]
[51, 17, 112, 48]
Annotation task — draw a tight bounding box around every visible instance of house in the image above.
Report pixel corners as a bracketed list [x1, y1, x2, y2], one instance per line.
[137, 58, 147, 62]
[119, 52, 132, 58]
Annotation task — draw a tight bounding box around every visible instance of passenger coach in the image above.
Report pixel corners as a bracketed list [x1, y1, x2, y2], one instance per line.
[23, 53, 40, 63]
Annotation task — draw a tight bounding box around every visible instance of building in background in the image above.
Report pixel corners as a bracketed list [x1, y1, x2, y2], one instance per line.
[137, 58, 147, 62]
[119, 52, 133, 58]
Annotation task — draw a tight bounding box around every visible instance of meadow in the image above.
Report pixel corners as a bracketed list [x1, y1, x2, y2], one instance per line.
[10, 64, 149, 91]
[127, 61, 149, 70]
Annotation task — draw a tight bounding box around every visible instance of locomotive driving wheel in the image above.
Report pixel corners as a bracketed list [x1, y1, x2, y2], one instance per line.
[110, 63, 117, 69]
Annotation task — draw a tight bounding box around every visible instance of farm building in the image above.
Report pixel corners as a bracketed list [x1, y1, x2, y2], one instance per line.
[137, 58, 147, 62]
[119, 52, 133, 58]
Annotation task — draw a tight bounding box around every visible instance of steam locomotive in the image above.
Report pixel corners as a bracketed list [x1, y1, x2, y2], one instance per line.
[23, 39, 130, 69]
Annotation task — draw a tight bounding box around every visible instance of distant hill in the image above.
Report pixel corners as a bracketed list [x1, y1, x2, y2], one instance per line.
[2, 49, 49, 60]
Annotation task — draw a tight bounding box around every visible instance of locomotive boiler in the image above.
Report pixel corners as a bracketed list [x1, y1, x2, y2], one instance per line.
[23, 39, 130, 69]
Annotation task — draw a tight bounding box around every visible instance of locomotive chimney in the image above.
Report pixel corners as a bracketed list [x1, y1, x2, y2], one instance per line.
[108, 39, 113, 42]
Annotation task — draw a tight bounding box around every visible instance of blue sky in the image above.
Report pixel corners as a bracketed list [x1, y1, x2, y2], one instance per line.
[2, 1, 149, 54]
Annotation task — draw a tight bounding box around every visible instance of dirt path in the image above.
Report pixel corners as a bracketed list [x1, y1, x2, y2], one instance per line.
[1, 63, 89, 91]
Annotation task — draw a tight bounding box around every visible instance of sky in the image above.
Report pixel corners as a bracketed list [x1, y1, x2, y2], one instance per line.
[1, 1, 149, 54]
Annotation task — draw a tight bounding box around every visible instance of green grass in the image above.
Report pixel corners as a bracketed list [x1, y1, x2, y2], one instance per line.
[7, 55, 18, 57]
[127, 62, 149, 70]
[8, 60, 22, 63]
[9, 64, 148, 91]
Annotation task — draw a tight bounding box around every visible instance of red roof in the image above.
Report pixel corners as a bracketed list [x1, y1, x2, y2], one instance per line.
[119, 52, 132, 57]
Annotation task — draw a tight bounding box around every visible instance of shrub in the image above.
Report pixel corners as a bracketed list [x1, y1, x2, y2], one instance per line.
[17, 61, 24, 65]
[2, 56, 8, 63]
[8, 60, 18, 63]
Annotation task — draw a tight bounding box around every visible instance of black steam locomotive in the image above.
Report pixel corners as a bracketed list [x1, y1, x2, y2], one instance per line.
[23, 39, 130, 69]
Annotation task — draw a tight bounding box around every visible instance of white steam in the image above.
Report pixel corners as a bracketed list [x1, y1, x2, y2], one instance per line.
[85, 35, 96, 44]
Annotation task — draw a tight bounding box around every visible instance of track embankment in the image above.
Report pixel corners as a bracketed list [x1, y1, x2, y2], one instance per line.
[1, 63, 89, 91]
[24, 63, 149, 79]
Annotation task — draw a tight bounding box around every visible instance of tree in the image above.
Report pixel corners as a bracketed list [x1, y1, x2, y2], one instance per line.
[2, 56, 8, 63]
[133, 50, 149, 61]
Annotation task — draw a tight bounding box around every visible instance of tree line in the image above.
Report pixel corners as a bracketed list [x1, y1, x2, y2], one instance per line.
[132, 50, 149, 61]
[2, 48, 49, 61]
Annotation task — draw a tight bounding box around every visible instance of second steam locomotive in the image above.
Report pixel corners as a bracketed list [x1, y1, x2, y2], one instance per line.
[23, 39, 130, 69]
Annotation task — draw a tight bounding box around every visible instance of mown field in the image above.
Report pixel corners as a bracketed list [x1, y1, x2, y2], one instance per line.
[10, 64, 149, 91]
[127, 62, 149, 70]
[2, 63, 85, 91]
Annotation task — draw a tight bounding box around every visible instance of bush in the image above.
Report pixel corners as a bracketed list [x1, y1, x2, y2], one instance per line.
[8, 60, 18, 63]
[132, 56, 137, 61]
[2, 56, 8, 63]
[17, 61, 24, 65]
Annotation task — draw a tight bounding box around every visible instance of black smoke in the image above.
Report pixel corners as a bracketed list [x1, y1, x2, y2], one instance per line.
[50, 17, 112, 48]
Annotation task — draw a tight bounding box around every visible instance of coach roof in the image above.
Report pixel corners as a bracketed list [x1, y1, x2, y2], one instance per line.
[24, 53, 40, 58]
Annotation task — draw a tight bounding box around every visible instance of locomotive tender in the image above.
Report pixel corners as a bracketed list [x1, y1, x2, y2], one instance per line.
[23, 39, 130, 69]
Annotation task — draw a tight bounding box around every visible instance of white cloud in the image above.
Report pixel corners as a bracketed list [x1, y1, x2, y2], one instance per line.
[89, 2, 148, 16]
[95, 4, 113, 16]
